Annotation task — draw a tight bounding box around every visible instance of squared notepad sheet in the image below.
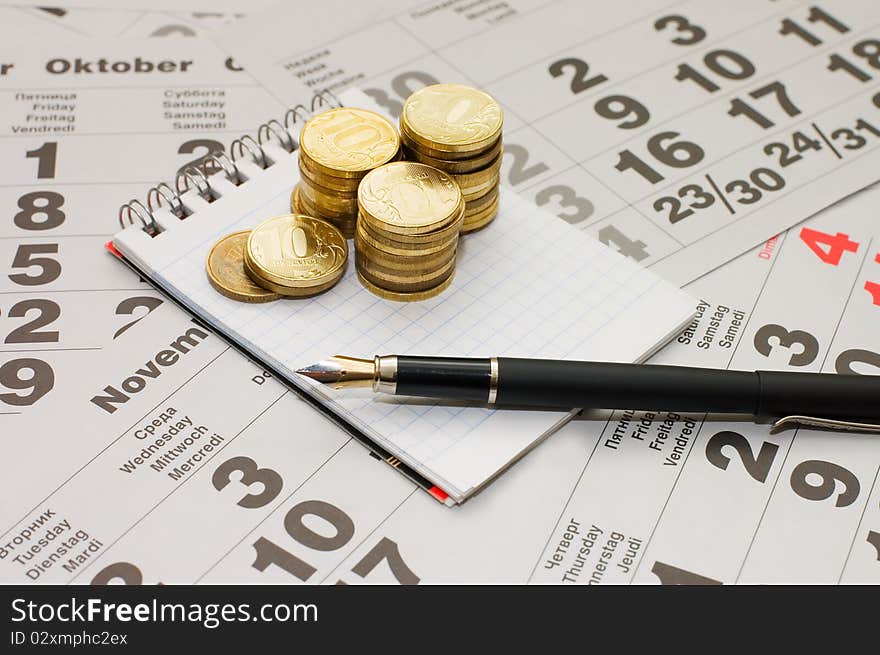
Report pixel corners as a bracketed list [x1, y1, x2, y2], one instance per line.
[114, 122, 694, 503]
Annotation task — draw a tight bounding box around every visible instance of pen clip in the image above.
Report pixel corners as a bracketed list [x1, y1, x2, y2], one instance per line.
[770, 415, 880, 435]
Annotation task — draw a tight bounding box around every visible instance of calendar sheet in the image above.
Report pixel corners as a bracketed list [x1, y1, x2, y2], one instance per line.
[5, 1, 274, 12]
[0, 5, 246, 42]
[219, 0, 880, 286]
[111, 93, 695, 502]
[1, 187, 877, 584]
[0, 38, 284, 419]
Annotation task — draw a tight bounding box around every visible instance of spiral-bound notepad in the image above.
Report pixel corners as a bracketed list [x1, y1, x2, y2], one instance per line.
[109, 88, 695, 504]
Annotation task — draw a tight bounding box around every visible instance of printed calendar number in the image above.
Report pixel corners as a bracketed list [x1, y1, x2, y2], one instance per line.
[704, 430, 861, 508]
[362, 70, 440, 118]
[652, 166, 786, 224]
[91, 561, 144, 586]
[178, 139, 225, 176]
[251, 498, 417, 584]
[799, 227, 859, 265]
[212, 455, 283, 509]
[0, 358, 54, 407]
[533, 184, 594, 224]
[753, 323, 819, 367]
[342, 537, 419, 585]
[150, 25, 197, 38]
[653, 15, 706, 47]
[503, 144, 549, 185]
[594, 94, 651, 130]
[728, 81, 801, 130]
[8, 244, 61, 286]
[548, 57, 608, 94]
[3, 299, 60, 344]
[763, 131, 823, 168]
[779, 6, 849, 47]
[113, 296, 163, 339]
[866, 531, 880, 560]
[14, 191, 65, 231]
[25, 142, 57, 179]
[597, 225, 650, 262]
[675, 49, 755, 94]
[798, 230, 880, 307]
[705, 430, 779, 484]
[835, 348, 880, 375]
[828, 39, 880, 84]
[790, 460, 860, 508]
[615, 131, 705, 185]
[651, 560, 720, 585]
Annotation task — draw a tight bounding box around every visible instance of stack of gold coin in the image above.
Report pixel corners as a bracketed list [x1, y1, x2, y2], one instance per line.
[293, 107, 401, 238]
[208, 214, 348, 300]
[400, 83, 503, 233]
[355, 161, 464, 301]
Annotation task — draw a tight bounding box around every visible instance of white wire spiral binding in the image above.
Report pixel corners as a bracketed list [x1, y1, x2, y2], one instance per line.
[116, 88, 343, 235]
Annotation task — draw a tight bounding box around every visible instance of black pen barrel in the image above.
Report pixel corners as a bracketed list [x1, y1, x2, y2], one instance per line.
[395, 356, 492, 402]
[757, 370, 879, 420]
[391, 357, 880, 419]
[495, 359, 759, 413]
[494, 359, 880, 419]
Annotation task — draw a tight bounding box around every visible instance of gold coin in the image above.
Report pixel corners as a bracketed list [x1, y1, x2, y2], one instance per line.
[290, 185, 318, 217]
[245, 214, 348, 295]
[299, 158, 362, 193]
[206, 231, 281, 303]
[458, 173, 499, 201]
[401, 129, 500, 162]
[358, 161, 463, 235]
[357, 269, 454, 302]
[461, 193, 500, 234]
[451, 153, 501, 190]
[355, 238, 456, 272]
[296, 187, 356, 221]
[401, 83, 503, 154]
[300, 107, 400, 178]
[244, 256, 344, 297]
[356, 218, 457, 256]
[357, 254, 455, 284]
[299, 179, 359, 213]
[464, 186, 499, 214]
[290, 186, 302, 214]
[357, 262, 454, 294]
[402, 138, 502, 173]
[298, 172, 358, 200]
[359, 201, 463, 241]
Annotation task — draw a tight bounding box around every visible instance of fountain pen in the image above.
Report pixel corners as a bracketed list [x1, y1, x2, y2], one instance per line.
[296, 355, 880, 433]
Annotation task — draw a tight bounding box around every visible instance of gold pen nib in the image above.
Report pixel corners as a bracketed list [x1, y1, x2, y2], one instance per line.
[295, 355, 375, 388]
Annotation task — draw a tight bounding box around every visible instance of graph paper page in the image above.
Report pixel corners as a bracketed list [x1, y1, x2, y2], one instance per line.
[113, 93, 695, 501]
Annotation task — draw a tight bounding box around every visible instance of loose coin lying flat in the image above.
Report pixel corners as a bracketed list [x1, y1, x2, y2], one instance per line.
[206, 230, 281, 303]
[245, 214, 348, 297]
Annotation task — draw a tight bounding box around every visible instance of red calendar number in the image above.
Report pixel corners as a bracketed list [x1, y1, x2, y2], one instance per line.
[867, 253, 880, 306]
[799, 227, 859, 265]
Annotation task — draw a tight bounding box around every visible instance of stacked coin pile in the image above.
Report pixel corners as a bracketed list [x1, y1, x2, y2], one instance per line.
[293, 107, 401, 238]
[207, 214, 348, 302]
[400, 83, 503, 233]
[355, 161, 464, 301]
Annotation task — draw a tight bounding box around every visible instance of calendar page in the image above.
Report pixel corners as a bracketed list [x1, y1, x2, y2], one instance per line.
[0, 37, 284, 419]
[5, 1, 275, 12]
[1, 188, 877, 584]
[219, 0, 880, 286]
[0, 5, 247, 41]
